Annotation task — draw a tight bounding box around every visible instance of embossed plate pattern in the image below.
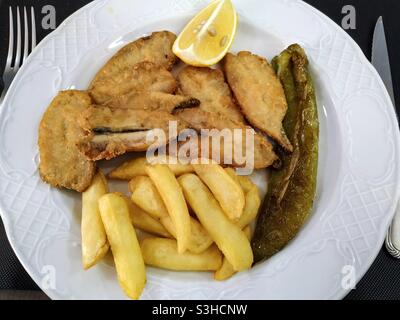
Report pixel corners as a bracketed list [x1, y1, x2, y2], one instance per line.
[0, 0, 399, 300]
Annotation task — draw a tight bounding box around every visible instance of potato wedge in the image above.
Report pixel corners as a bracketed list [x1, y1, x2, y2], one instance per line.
[129, 176, 169, 219]
[215, 226, 252, 281]
[141, 238, 222, 271]
[193, 163, 245, 221]
[178, 174, 253, 271]
[161, 216, 213, 254]
[129, 202, 171, 238]
[81, 171, 109, 270]
[98, 193, 146, 300]
[224, 168, 261, 229]
[109, 156, 194, 180]
[146, 164, 191, 253]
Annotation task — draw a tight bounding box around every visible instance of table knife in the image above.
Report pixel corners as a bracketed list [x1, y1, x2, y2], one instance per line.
[371, 16, 400, 258]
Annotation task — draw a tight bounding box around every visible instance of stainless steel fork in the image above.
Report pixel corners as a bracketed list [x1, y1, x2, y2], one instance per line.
[0, 6, 37, 104]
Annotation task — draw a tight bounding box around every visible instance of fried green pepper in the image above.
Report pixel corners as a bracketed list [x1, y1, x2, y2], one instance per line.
[252, 44, 319, 262]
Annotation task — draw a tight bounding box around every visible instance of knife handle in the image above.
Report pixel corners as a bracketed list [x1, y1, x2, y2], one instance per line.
[385, 201, 400, 258]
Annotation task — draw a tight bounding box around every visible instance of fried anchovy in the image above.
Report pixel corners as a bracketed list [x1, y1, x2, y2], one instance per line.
[176, 108, 277, 169]
[93, 127, 151, 135]
[171, 98, 201, 113]
[90, 31, 177, 85]
[224, 51, 293, 152]
[89, 62, 178, 105]
[38, 90, 96, 192]
[78, 106, 190, 161]
[177, 66, 246, 123]
[105, 91, 200, 113]
[252, 44, 319, 262]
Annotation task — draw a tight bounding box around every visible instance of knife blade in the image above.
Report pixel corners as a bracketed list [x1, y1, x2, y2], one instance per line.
[372, 17, 400, 258]
[372, 16, 396, 105]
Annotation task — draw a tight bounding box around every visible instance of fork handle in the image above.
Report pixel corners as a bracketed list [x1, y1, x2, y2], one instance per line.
[0, 83, 8, 105]
[386, 201, 400, 258]
[0, 77, 13, 105]
[0, 88, 6, 105]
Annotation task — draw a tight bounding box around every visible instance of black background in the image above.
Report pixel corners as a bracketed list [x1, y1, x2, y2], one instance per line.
[0, 0, 399, 300]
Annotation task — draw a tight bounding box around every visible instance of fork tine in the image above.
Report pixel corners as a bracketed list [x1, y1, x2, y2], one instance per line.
[4, 7, 14, 73]
[22, 7, 29, 63]
[31, 7, 36, 49]
[13, 6, 22, 71]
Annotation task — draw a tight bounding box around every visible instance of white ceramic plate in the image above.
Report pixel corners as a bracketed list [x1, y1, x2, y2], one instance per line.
[0, 0, 399, 300]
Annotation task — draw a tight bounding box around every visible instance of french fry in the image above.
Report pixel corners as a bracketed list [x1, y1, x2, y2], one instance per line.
[225, 168, 256, 193]
[237, 175, 256, 193]
[128, 202, 171, 238]
[146, 164, 191, 253]
[109, 157, 194, 180]
[244, 225, 252, 238]
[215, 226, 252, 281]
[178, 174, 253, 271]
[161, 216, 213, 254]
[129, 176, 169, 219]
[108, 157, 148, 180]
[224, 167, 241, 185]
[129, 175, 212, 253]
[224, 168, 261, 229]
[98, 193, 146, 300]
[81, 171, 109, 270]
[193, 163, 245, 221]
[237, 184, 261, 229]
[159, 156, 195, 176]
[141, 238, 222, 271]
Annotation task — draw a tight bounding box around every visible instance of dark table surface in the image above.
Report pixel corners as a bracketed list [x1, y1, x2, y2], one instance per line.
[0, 0, 399, 300]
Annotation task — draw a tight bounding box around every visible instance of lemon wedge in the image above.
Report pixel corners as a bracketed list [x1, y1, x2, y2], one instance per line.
[173, 0, 238, 67]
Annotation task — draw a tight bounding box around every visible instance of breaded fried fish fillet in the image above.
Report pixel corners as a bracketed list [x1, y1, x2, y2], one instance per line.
[105, 91, 200, 113]
[90, 62, 177, 104]
[176, 109, 277, 169]
[38, 90, 96, 192]
[224, 51, 293, 152]
[78, 106, 190, 161]
[177, 66, 245, 123]
[91, 31, 177, 85]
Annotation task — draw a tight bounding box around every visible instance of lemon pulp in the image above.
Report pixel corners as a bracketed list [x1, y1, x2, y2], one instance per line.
[173, 0, 238, 66]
